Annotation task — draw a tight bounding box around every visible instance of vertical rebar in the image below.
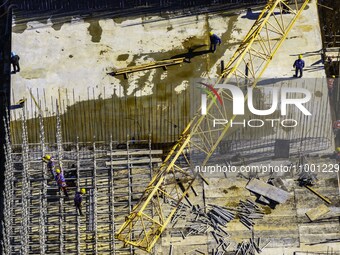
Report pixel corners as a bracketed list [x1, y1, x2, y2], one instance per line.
[76, 137, 81, 255]
[39, 114, 47, 255]
[20, 107, 30, 255]
[93, 138, 98, 254]
[56, 102, 64, 255]
[126, 135, 133, 255]
[109, 135, 115, 255]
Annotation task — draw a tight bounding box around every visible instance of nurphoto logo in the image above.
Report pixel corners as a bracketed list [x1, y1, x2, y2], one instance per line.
[199, 83, 312, 128]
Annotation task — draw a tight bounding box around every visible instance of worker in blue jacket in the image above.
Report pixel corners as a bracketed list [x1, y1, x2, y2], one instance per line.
[55, 168, 69, 198]
[74, 188, 86, 216]
[11, 52, 20, 73]
[293, 55, 305, 78]
[209, 32, 222, 53]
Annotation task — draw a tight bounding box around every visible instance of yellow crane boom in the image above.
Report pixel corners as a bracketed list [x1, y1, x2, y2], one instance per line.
[115, 0, 312, 252]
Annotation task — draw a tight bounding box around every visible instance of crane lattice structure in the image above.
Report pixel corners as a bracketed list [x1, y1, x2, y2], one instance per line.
[115, 0, 312, 252]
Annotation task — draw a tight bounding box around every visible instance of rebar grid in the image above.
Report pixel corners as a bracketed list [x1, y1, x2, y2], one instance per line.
[3, 109, 157, 254]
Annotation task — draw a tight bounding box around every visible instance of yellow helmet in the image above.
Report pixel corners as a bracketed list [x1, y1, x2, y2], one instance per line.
[44, 155, 51, 160]
[55, 168, 61, 174]
[332, 75, 336, 78]
[80, 188, 86, 194]
[209, 31, 214, 36]
[336, 147, 340, 152]
[298, 54, 303, 59]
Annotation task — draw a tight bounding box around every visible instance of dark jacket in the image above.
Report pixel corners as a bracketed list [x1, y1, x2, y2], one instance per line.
[293, 59, 305, 69]
[74, 192, 83, 205]
[210, 34, 222, 45]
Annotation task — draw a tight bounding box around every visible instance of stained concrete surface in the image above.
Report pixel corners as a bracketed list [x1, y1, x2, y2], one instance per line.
[12, 0, 325, 117]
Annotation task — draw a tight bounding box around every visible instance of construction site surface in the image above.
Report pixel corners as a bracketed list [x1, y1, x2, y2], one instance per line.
[3, 0, 340, 255]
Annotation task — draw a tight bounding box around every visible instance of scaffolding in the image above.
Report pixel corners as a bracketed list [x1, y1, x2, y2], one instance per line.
[2, 106, 163, 254]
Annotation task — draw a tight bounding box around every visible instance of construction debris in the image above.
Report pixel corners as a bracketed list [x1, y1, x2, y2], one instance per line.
[237, 200, 264, 230]
[305, 185, 332, 204]
[246, 178, 291, 204]
[234, 238, 270, 255]
[305, 204, 330, 221]
[185, 204, 235, 236]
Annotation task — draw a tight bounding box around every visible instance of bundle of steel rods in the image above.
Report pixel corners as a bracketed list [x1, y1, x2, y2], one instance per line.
[237, 199, 264, 229]
[234, 238, 270, 255]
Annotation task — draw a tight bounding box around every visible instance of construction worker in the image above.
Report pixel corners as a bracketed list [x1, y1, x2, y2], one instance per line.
[336, 147, 340, 162]
[74, 188, 86, 216]
[9, 98, 26, 110]
[327, 75, 336, 96]
[293, 54, 305, 78]
[43, 154, 55, 178]
[55, 167, 69, 198]
[11, 52, 20, 73]
[209, 31, 222, 53]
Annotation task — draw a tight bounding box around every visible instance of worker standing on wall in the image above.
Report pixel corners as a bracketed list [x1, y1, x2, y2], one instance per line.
[209, 32, 222, 53]
[11, 51, 20, 73]
[55, 167, 69, 198]
[74, 188, 86, 216]
[293, 54, 305, 78]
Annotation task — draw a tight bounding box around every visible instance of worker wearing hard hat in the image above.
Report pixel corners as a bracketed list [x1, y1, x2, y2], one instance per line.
[43, 154, 55, 178]
[209, 31, 222, 53]
[293, 54, 305, 78]
[55, 167, 69, 198]
[74, 188, 86, 216]
[336, 147, 340, 162]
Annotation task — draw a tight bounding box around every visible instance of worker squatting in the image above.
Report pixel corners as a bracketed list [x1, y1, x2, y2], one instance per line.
[42, 155, 85, 216]
[213, 118, 298, 128]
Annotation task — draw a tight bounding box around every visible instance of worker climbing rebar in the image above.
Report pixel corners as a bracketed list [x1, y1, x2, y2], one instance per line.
[55, 167, 69, 198]
[43, 154, 56, 179]
[74, 188, 86, 216]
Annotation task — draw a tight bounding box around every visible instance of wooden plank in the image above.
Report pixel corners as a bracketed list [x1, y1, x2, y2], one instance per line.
[245, 178, 291, 204]
[106, 157, 162, 166]
[111, 57, 186, 76]
[305, 204, 330, 221]
[107, 150, 163, 156]
[305, 185, 332, 204]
